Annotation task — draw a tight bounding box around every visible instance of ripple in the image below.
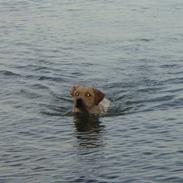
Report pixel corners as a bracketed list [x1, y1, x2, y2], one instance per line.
[160, 64, 180, 68]
[19, 89, 42, 99]
[0, 70, 21, 77]
[30, 83, 50, 90]
[158, 176, 183, 183]
[131, 38, 154, 42]
[38, 75, 65, 81]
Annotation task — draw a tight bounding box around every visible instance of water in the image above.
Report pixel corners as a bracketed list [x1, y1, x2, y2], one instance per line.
[0, 0, 183, 182]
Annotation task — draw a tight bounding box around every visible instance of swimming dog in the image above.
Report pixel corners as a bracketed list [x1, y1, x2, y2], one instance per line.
[70, 85, 111, 114]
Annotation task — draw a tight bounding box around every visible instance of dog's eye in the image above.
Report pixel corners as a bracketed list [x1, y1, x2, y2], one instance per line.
[86, 93, 91, 97]
[75, 92, 79, 96]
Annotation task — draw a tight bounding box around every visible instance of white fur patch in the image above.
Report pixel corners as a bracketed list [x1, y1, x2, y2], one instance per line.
[99, 98, 111, 113]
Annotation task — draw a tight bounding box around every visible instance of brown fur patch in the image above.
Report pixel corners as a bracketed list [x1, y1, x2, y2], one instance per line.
[70, 85, 108, 114]
[92, 88, 105, 105]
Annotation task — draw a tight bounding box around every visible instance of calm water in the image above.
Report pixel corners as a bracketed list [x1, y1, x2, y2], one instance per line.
[0, 0, 183, 182]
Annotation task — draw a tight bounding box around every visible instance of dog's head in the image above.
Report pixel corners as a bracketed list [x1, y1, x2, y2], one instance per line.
[70, 85, 105, 112]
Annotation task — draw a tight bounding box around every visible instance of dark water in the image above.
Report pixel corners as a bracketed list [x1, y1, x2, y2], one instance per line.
[0, 0, 183, 182]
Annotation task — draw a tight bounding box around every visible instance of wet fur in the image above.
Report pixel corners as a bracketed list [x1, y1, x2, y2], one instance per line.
[70, 85, 110, 114]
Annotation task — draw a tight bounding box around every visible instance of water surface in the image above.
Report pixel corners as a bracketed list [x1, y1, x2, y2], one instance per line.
[0, 0, 183, 182]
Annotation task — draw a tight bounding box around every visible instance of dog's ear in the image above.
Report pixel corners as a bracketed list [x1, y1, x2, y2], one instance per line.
[70, 85, 80, 96]
[93, 88, 105, 105]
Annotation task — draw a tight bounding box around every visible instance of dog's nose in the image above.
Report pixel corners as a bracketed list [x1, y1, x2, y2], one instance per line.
[76, 98, 83, 108]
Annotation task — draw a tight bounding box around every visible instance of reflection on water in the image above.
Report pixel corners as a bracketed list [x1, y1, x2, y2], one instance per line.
[73, 113, 105, 148]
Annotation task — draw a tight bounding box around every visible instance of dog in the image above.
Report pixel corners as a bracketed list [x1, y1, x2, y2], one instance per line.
[70, 85, 111, 114]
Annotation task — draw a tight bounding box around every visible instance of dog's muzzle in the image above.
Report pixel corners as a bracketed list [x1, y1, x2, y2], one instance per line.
[75, 98, 84, 108]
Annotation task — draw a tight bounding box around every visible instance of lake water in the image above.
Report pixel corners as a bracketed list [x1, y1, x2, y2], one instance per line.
[0, 0, 183, 182]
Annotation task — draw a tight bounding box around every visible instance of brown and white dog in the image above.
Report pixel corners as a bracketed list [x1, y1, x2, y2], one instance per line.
[70, 85, 111, 114]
